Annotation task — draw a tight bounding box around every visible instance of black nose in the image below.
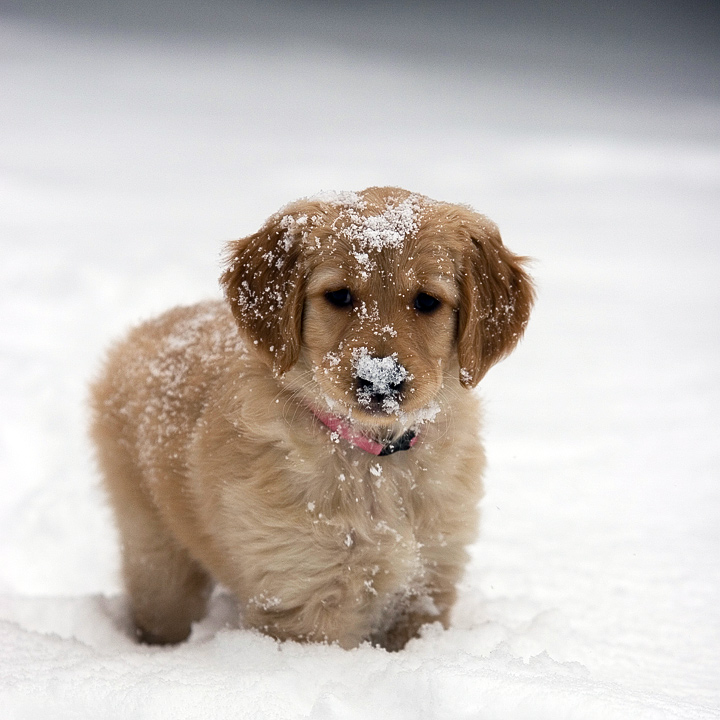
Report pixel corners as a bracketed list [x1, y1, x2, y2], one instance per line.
[356, 375, 406, 397]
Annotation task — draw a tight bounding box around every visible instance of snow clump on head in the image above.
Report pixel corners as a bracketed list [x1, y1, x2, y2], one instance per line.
[306, 190, 365, 207]
[334, 193, 427, 280]
[348, 195, 422, 253]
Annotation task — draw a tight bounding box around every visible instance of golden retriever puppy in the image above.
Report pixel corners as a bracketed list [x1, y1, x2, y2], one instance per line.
[90, 186, 534, 650]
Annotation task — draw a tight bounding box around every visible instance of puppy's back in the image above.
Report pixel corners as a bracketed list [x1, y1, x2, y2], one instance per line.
[89, 300, 250, 543]
[93, 302, 238, 445]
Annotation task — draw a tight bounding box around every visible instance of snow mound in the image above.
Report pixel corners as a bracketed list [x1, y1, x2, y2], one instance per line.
[3, 592, 710, 720]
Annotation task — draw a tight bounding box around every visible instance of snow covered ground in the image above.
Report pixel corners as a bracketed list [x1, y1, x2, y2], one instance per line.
[1, 2, 719, 717]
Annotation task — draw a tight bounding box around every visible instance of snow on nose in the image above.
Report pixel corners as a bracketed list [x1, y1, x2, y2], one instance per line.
[352, 349, 410, 413]
[353, 350, 408, 395]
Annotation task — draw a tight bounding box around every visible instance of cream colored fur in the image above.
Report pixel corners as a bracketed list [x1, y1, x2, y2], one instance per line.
[90, 187, 533, 650]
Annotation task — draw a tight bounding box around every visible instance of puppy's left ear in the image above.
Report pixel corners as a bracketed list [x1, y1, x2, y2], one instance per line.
[456, 211, 535, 387]
[220, 212, 306, 375]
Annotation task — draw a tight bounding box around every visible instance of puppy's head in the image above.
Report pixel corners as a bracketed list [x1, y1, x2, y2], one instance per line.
[221, 187, 533, 427]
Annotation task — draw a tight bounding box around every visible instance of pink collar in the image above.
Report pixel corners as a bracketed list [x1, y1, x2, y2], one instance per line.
[312, 409, 418, 456]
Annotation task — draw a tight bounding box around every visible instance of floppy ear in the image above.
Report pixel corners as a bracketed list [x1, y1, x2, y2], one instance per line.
[456, 211, 535, 387]
[220, 212, 306, 375]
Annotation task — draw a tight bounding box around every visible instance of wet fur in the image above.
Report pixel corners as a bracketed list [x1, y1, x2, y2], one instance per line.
[90, 187, 533, 649]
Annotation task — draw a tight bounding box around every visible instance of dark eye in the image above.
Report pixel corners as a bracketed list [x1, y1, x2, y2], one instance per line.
[325, 288, 353, 308]
[414, 292, 441, 313]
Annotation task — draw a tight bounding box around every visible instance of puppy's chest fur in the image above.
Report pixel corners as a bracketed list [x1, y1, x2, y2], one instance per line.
[233, 443, 442, 617]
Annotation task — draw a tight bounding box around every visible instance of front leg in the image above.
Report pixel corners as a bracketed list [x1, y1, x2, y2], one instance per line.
[373, 543, 469, 652]
[241, 562, 382, 650]
[373, 585, 457, 651]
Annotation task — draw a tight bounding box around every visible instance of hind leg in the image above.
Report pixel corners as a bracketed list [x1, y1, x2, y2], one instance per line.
[96, 437, 212, 644]
[119, 504, 213, 645]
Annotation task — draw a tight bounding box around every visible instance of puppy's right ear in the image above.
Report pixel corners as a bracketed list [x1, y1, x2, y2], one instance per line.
[220, 212, 305, 375]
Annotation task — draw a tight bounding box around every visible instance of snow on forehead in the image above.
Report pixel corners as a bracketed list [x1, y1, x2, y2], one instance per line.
[275, 192, 430, 273]
[277, 190, 365, 239]
[306, 190, 365, 207]
[341, 194, 424, 253]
